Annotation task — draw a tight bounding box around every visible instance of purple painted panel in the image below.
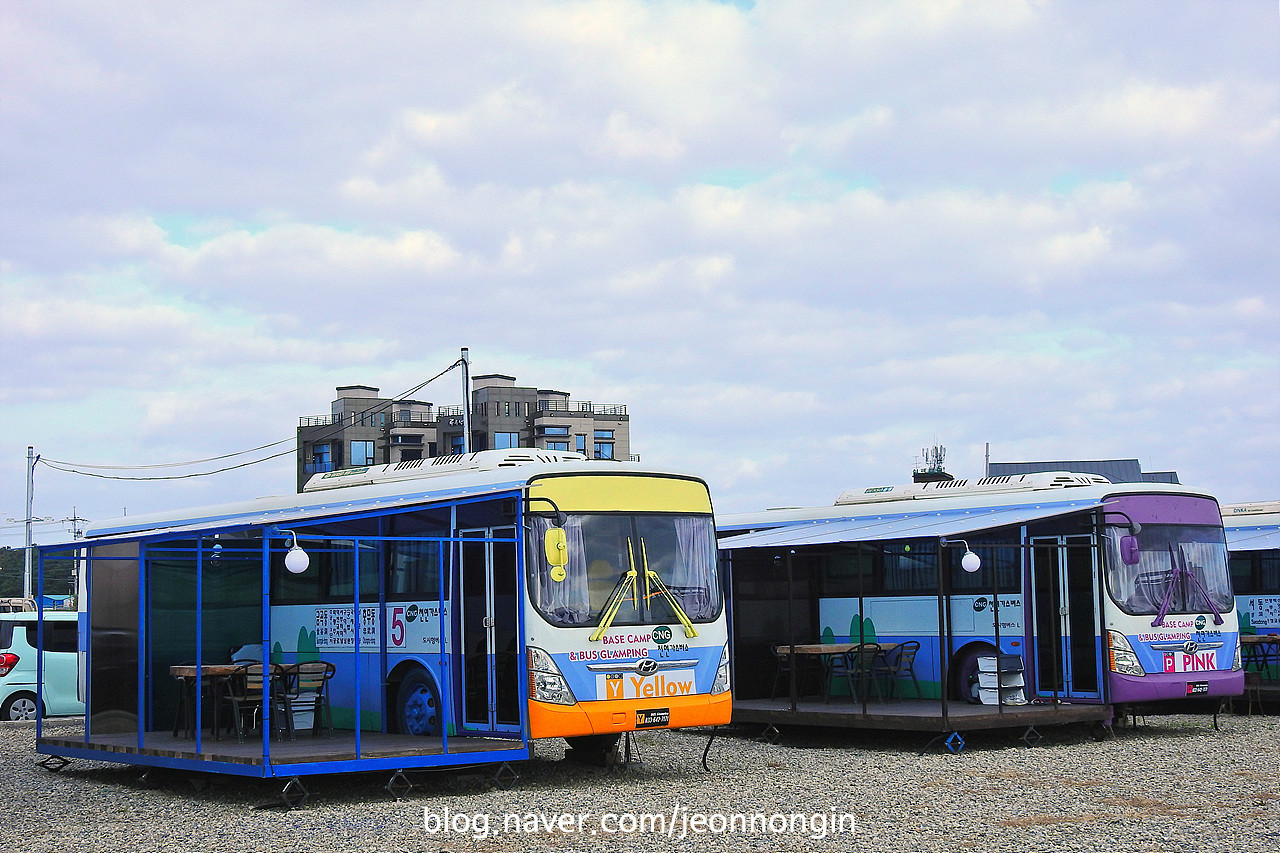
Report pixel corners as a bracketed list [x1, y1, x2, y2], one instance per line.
[1109, 668, 1243, 702]
[1104, 494, 1222, 527]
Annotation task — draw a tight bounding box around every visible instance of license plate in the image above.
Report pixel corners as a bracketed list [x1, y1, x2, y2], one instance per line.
[636, 708, 670, 729]
[1185, 681, 1209, 695]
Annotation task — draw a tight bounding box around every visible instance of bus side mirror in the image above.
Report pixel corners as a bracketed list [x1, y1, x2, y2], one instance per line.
[544, 527, 568, 582]
[1120, 535, 1140, 566]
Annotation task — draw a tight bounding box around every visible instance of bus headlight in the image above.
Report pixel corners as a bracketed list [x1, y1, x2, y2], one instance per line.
[1107, 631, 1145, 677]
[1232, 642, 1242, 672]
[528, 647, 577, 705]
[711, 644, 731, 695]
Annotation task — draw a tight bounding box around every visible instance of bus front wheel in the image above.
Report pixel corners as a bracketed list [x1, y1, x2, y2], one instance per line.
[395, 669, 441, 736]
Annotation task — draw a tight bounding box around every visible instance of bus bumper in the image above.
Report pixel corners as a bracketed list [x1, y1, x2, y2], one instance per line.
[529, 691, 732, 739]
[1109, 670, 1244, 703]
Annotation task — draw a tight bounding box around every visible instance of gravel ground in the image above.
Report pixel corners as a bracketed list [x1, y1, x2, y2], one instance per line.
[1, 714, 1277, 852]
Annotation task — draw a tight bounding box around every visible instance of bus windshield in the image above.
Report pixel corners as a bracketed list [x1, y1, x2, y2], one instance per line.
[1103, 524, 1233, 617]
[528, 514, 721, 630]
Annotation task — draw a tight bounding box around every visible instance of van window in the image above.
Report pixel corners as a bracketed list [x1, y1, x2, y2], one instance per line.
[44, 621, 78, 653]
[0, 620, 77, 653]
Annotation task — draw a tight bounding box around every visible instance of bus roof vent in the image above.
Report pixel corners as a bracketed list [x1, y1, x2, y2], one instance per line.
[303, 449, 590, 492]
[834, 471, 1112, 505]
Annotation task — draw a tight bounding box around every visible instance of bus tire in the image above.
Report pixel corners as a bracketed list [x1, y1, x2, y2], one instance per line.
[395, 669, 440, 736]
[950, 645, 994, 704]
[2, 691, 41, 721]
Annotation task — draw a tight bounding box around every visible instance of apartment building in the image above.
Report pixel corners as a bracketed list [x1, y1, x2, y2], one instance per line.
[295, 374, 631, 490]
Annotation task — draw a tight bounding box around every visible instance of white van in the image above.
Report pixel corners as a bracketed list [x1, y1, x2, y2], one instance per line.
[0, 611, 84, 720]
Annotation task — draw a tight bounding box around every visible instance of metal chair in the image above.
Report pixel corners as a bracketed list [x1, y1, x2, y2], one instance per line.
[221, 662, 289, 743]
[874, 640, 922, 699]
[770, 646, 823, 700]
[822, 649, 857, 703]
[280, 661, 336, 738]
[827, 644, 882, 703]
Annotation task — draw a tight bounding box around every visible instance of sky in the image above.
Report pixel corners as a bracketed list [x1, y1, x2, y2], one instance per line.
[2, 0, 1278, 549]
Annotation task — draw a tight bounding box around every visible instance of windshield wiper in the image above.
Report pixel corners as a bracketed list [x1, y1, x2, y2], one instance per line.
[589, 538, 639, 642]
[1151, 544, 1224, 627]
[1179, 546, 1225, 626]
[639, 537, 699, 639]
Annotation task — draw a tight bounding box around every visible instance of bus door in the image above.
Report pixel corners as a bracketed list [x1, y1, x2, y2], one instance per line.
[458, 528, 521, 734]
[1030, 535, 1103, 700]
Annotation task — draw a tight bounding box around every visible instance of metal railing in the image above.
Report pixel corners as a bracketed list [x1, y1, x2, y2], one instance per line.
[536, 401, 627, 415]
[301, 411, 438, 427]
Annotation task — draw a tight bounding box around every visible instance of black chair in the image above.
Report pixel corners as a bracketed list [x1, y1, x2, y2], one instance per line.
[770, 646, 823, 700]
[822, 649, 857, 703]
[280, 661, 335, 738]
[847, 643, 884, 703]
[221, 663, 289, 743]
[874, 640, 922, 699]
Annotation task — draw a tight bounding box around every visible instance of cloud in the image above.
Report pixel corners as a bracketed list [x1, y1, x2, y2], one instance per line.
[1, 0, 1277, 538]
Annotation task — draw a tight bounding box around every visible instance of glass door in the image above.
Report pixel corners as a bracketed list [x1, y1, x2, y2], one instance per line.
[1030, 535, 1102, 700]
[458, 528, 521, 733]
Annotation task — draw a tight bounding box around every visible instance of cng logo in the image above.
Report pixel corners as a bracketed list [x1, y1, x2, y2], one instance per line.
[1195, 615, 1207, 631]
[652, 625, 672, 644]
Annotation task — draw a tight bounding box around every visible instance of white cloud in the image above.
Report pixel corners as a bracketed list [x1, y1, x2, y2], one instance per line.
[1, 0, 1278, 539]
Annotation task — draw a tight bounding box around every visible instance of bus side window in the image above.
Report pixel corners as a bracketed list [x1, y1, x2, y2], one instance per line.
[386, 540, 443, 601]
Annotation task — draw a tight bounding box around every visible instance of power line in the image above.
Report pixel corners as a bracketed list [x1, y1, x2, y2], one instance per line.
[41, 436, 295, 469]
[37, 359, 464, 482]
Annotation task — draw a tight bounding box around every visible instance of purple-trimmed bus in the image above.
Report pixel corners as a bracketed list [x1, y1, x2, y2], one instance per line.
[719, 474, 1243, 712]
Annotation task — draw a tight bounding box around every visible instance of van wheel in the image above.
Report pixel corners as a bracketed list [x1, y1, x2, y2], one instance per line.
[395, 669, 440, 736]
[2, 692, 41, 721]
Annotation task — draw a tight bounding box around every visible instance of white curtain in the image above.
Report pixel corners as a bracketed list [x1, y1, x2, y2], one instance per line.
[530, 517, 591, 625]
[672, 517, 717, 620]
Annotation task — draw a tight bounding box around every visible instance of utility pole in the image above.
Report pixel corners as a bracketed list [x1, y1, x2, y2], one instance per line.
[64, 507, 87, 604]
[460, 347, 472, 454]
[24, 446, 38, 601]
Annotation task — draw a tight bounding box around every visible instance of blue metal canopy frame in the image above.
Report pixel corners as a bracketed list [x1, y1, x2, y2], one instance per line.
[36, 488, 534, 779]
[717, 498, 1105, 549]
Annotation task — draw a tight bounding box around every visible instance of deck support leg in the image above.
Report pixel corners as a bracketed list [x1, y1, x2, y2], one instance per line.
[623, 731, 641, 765]
[280, 776, 309, 809]
[609, 732, 641, 774]
[37, 755, 70, 772]
[491, 762, 519, 790]
[1020, 725, 1044, 748]
[757, 724, 781, 744]
[920, 731, 965, 755]
[385, 769, 413, 800]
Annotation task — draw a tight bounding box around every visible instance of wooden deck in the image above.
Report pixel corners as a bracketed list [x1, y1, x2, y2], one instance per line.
[733, 697, 1111, 732]
[38, 730, 525, 767]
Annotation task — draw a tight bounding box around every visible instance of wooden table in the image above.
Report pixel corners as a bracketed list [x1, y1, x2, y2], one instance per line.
[170, 663, 284, 739]
[1241, 634, 1280, 681]
[772, 643, 899, 701]
[773, 642, 897, 656]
